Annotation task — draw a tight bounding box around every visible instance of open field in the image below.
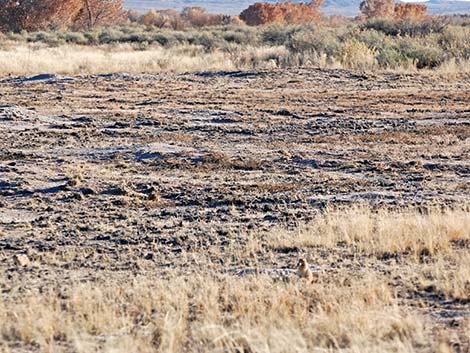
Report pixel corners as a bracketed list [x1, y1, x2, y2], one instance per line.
[0, 68, 469, 352]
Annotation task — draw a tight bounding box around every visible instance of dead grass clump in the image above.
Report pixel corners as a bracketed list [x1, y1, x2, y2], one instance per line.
[420, 252, 470, 301]
[341, 39, 377, 70]
[268, 206, 470, 258]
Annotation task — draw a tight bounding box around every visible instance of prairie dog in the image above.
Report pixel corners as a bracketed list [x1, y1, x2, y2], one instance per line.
[296, 258, 316, 283]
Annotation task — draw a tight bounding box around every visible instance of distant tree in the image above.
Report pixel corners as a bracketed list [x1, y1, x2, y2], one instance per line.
[240, 1, 324, 26]
[360, 0, 395, 19]
[0, 0, 125, 32]
[181, 6, 230, 27]
[141, 9, 184, 29]
[0, 0, 83, 31]
[74, 0, 125, 29]
[126, 9, 142, 23]
[394, 3, 427, 21]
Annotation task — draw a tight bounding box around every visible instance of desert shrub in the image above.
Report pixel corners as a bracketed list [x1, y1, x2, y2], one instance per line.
[63, 32, 89, 45]
[288, 27, 341, 57]
[261, 25, 317, 47]
[240, 2, 323, 26]
[150, 33, 171, 46]
[394, 4, 428, 22]
[222, 27, 260, 45]
[397, 37, 445, 68]
[227, 45, 290, 69]
[186, 31, 224, 50]
[288, 27, 319, 52]
[97, 27, 124, 43]
[376, 45, 407, 68]
[354, 28, 387, 50]
[83, 31, 99, 44]
[363, 18, 446, 36]
[30, 32, 65, 46]
[438, 26, 470, 58]
[438, 14, 470, 26]
[223, 31, 249, 44]
[262, 25, 293, 45]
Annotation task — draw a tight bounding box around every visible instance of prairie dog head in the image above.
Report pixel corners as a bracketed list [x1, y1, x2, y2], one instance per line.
[297, 258, 309, 271]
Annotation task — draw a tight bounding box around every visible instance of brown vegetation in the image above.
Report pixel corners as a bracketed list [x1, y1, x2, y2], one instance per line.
[141, 9, 185, 29]
[394, 3, 428, 22]
[138, 7, 230, 29]
[0, 0, 124, 32]
[360, 0, 395, 19]
[361, 0, 428, 21]
[181, 7, 231, 27]
[239, 1, 324, 26]
[74, 0, 125, 29]
[0, 0, 82, 31]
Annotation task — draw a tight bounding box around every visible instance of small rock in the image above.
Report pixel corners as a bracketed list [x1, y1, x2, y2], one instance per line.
[13, 254, 30, 267]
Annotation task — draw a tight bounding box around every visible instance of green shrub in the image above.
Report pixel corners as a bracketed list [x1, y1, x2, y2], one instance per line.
[398, 38, 445, 68]
[354, 29, 386, 50]
[439, 26, 470, 58]
[363, 19, 446, 37]
[376, 46, 407, 68]
[262, 25, 300, 46]
[30, 31, 63, 46]
[63, 32, 89, 45]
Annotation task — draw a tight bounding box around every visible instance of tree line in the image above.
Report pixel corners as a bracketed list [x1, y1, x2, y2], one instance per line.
[0, 0, 429, 32]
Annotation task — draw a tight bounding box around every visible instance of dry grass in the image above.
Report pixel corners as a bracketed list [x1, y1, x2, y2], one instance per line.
[0, 41, 468, 76]
[0, 43, 291, 76]
[267, 206, 470, 258]
[0, 207, 469, 352]
[0, 44, 236, 76]
[0, 273, 444, 353]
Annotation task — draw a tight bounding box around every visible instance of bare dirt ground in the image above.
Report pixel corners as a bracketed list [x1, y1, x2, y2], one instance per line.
[0, 69, 469, 351]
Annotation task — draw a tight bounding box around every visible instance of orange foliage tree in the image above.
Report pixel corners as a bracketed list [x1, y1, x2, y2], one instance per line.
[141, 9, 184, 29]
[394, 3, 427, 21]
[139, 7, 230, 29]
[359, 0, 395, 19]
[181, 7, 231, 27]
[0, 0, 124, 32]
[239, 1, 324, 26]
[74, 0, 124, 29]
[0, 0, 83, 31]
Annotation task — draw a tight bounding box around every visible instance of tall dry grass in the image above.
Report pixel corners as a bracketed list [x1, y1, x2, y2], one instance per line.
[0, 274, 444, 353]
[267, 206, 470, 258]
[0, 207, 469, 352]
[0, 44, 235, 75]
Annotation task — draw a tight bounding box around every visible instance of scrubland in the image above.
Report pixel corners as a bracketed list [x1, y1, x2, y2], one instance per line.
[0, 20, 469, 75]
